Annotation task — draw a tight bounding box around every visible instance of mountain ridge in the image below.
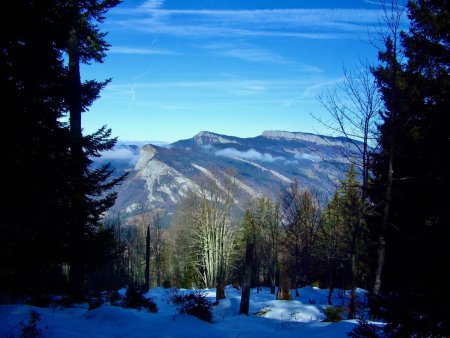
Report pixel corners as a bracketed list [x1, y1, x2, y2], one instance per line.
[104, 130, 354, 216]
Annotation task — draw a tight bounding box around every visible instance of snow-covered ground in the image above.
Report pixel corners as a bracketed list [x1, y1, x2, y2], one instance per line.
[0, 286, 373, 337]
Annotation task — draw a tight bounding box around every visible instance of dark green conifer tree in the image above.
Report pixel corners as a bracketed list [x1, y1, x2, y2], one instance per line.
[340, 165, 365, 319]
[61, 0, 123, 300]
[0, 0, 71, 295]
[369, 1, 450, 336]
[0, 0, 124, 298]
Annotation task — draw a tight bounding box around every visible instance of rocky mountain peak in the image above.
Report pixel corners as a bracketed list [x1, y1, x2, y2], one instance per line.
[193, 131, 237, 145]
[134, 144, 157, 170]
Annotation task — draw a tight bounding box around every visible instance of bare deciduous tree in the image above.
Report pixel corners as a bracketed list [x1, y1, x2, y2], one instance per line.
[243, 196, 282, 294]
[181, 170, 238, 301]
[316, 62, 381, 199]
[280, 182, 321, 294]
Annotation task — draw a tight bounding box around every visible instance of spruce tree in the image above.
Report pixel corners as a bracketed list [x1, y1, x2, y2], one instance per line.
[319, 191, 346, 305]
[62, 0, 123, 300]
[370, 1, 450, 335]
[340, 165, 365, 319]
[0, 0, 71, 295]
[0, 0, 124, 299]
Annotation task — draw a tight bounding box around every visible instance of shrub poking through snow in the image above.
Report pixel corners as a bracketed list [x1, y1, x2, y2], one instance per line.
[253, 306, 271, 316]
[106, 290, 122, 306]
[87, 291, 105, 310]
[123, 286, 158, 313]
[169, 288, 213, 323]
[348, 318, 383, 338]
[88, 297, 104, 310]
[323, 305, 344, 322]
[20, 310, 42, 338]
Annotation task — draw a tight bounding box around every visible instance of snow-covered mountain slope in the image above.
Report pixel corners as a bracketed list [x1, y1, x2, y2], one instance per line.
[106, 131, 357, 214]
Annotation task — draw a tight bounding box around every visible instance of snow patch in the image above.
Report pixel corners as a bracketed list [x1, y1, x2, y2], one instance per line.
[138, 157, 196, 204]
[125, 203, 140, 213]
[221, 170, 259, 197]
[235, 157, 294, 184]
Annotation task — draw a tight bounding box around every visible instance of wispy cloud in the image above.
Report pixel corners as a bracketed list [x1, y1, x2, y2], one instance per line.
[281, 76, 345, 106]
[282, 95, 303, 108]
[116, 19, 351, 39]
[215, 148, 285, 162]
[140, 0, 165, 10]
[202, 43, 293, 65]
[108, 78, 282, 97]
[364, 0, 382, 5]
[100, 147, 140, 165]
[302, 77, 345, 98]
[109, 46, 177, 55]
[112, 7, 381, 40]
[126, 68, 153, 113]
[106, 76, 343, 104]
[294, 153, 321, 162]
[108, 78, 308, 90]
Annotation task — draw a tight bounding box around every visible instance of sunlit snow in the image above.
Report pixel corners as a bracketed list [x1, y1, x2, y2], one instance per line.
[0, 286, 380, 337]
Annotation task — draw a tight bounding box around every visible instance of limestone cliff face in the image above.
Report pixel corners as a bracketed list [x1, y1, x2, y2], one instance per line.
[130, 144, 197, 206]
[261, 130, 349, 147]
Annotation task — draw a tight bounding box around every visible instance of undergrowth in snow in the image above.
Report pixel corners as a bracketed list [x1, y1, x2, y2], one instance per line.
[0, 286, 382, 337]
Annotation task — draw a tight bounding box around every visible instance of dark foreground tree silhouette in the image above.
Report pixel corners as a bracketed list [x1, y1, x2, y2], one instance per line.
[1, 0, 71, 295]
[63, 0, 124, 301]
[362, 1, 450, 336]
[0, 0, 124, 299]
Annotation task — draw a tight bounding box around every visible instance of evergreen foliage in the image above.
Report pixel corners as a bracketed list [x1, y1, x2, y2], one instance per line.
[1, 0, 69, 295]
[169, 288, 213, 323]
[124, 285, 158, 313]
[323, 305, 344, 322]
[241, 197, 281, 293]
[279, 182, 321, 288]
[0, 0, 123, 299]
[368, 0, 450, 336]
[20, 310, 42, 338]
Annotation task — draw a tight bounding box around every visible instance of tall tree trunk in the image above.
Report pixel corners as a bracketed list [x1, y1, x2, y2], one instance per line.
[348, 207, 362, 319]
[144, 224, 150, 291]
[156, 254, 161, 287]
[328, 259, 334, 305]
[349, 185, 364, 319]
[276, 267, 292, 300]
[216, 224, 226, 301]
[67, 2, 85, 301]
[373, 20, 399, 296]
[239, 243, 254, 315]
[270, 255, 277, 294]
[372, 233, 386, 295]
[348, 249, 358, 319]
[373, 134, 393, 296]
[216, 275, 225, 301]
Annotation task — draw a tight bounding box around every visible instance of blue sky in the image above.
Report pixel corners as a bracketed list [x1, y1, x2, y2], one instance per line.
[82, 0, 385, 142]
